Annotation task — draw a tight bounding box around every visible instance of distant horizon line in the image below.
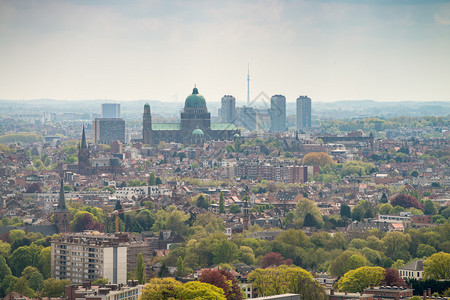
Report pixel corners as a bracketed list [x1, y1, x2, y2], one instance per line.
[1, 98, 449, 104]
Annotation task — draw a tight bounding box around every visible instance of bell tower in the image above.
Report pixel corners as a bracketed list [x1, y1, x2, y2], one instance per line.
[78, 125, 91, 175]
[54, 179, 70, 233]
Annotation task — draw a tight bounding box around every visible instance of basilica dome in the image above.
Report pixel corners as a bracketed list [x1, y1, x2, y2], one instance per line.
[185, 87, 206, 109]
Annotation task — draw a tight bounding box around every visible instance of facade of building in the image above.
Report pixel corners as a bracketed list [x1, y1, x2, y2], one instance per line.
[270, 95, 286, 132]
[237, 106, 257, 131]
[296, 95, 311, 129]
[399, 259, 424, 280]
[142, 87, 239, 146]
[219, 95, 236, 123]
[93, 118, 125, 144]
[65, 282, 143, 300]
[102, 103, 121, 118]
[51, 232, 128, 284]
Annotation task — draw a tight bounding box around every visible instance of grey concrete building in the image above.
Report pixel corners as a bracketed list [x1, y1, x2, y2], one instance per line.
[270, 95, 286, 132]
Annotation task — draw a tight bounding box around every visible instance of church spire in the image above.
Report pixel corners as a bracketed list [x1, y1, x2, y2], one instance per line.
[81, 125, 87, 149]
[58, 179, 68, 211]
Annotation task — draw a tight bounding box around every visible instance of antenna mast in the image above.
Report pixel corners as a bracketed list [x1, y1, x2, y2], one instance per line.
[247, 63, 250, 106]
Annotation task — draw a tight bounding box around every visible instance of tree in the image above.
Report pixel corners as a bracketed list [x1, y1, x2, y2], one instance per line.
[229, 204, 240, 214]
[248, 265, 325, 300]
[295, 198, 322, 221]
[9, 244, 42, 276]
[423, 199, 437, 215]
[219, 191, 225, 214]
[175, 256, 184, 278]
[410, 170, 420, 178]
[38, 247, 51, 278]
[0, 275, 17, 297]
[384, 268, 405, 287]
[28, 271, 45, 291]
[12, 277, 36, 298]
[378, 203, 394, 215]
[337, 266, 385, 293]
[140, 277, 181, 299]
[199, 268, 242, 300]
[148, 172, 156, 186]
[70, 211, 104, 232]
[156, 177, 163, 185]
[41, 278, 72, 297]
[0, 256, 11, 283]
[303, 213, 319, 227]
[21, 266, 40, 279]
[158, 263, 170, 278]
[423, 252, 450, 280]
[416, 244, 437, 258]
[92, 278, 109, 285]
[302, 152, 334, 168]
[0, 241, 11, 258]
[382, 231, 412, 261]
[136, 253, 146, 284]
[328, 251, 369, 277]
[196, 195, 209, 209]
[380, 193, 388, 203]
[176, 281, 225, 299]
[352, 200, 376, 221]
[211, 238, 239, 264]
[261, 252, 291, 268]
[390, 194, 424, 211]
[340, 204, 351, 219]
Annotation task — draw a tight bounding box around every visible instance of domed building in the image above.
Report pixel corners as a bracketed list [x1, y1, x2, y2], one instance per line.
[142, 87, 239, 146]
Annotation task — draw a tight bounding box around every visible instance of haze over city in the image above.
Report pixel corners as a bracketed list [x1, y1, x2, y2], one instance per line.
[1, 0, 450, 102]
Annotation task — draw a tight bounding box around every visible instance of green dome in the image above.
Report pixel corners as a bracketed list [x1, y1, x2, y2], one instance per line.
[144, 103, 150, 107]
[192, 128, 204, 135]
[185, 87, 206, 108]
[234, 133, 240, 138]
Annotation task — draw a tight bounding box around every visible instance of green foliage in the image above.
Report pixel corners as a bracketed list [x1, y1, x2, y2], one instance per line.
[248, 265, 325, 299]
[9, 244, 42, 276]
[423, 252, 450, 280]
[148, 172, 156, 186]
[337, 266, 385, 293]
[328, 251, 369, 277]
[229, 204, 240, 214]
[128, 180, 146, 187]
[0, 256, 11, 283]
[302, 152, 334, 168]
[140, 277, 226, 300]
[12, 277, 36, 298]
[341, 160, 375, 177]
[0, 133, 43, 144]
[219, 191, 225, 214]
[92, 278, 109, 285]
[41, 278, 72, 297]
[136, 253, 146, 284]
[28, 272, 44, 291]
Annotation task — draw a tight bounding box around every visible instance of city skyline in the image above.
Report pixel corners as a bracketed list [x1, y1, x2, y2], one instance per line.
[1, 0, 450, 102]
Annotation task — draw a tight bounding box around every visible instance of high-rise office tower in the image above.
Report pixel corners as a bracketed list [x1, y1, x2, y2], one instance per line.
[142, 103, 153, 145]
[270, 95, 286, 132]
[219, 95, 236, 123]
[296, 96, 311, 129]
[102, 103, 121, 118]
[93, 118, 125, 144]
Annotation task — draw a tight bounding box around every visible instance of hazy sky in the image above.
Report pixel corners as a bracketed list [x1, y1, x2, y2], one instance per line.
[1, 0, 450, 103]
